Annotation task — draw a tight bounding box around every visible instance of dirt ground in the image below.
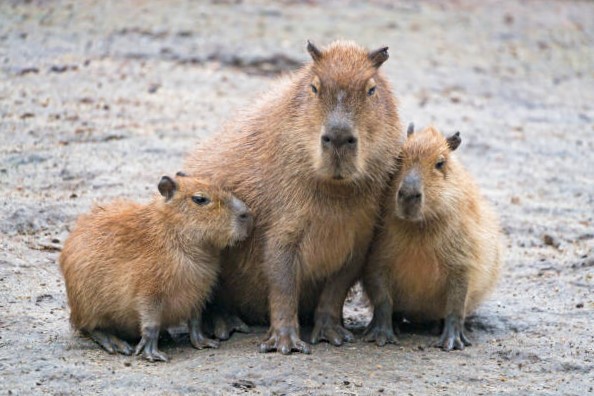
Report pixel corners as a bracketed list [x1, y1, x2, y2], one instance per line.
[1, 0, 593, 394]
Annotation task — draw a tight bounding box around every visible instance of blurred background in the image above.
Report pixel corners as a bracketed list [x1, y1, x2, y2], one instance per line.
[1, 1, 592, 394]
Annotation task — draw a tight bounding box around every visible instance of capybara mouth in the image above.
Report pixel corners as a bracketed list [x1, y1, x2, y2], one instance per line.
[395, 205, 424, 222]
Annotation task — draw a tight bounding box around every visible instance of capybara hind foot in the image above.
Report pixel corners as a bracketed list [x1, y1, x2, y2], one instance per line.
[259, 326, 311, 355]
[189, 318, 220, 350]
[311, 314, 354, 346]
[89, 330, 133, 355]
[212, 312, 250, 341]
[135, 326, 168, 362]
[434, 314, 472, 352]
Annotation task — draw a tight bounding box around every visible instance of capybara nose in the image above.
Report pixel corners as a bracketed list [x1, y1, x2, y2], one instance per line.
[398, 170, 423, 203]
[398, 189, 423, 203]
[321, 124, 357, 150]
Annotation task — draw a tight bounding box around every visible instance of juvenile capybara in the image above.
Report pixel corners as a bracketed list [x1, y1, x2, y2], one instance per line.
[59, 174, 253, 361]
[185, 40, 403, 354]
[363, 124, 501, 351]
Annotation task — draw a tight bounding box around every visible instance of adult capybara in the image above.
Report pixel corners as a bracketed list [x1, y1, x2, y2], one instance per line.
[363, 125, 502, 351]
[185, 40, 403, 354]
[59, 174, 253, 361]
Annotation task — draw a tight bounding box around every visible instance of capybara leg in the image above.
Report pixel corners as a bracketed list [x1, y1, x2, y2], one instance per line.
[212, 311, 250, 341]
[311, 255, 365, 346]
[259, 247, 311, 355]
[135, 325, 168, 362]
[89, 330, 133, 355]
[435, 314, 472, 351]
[188, 310, 220, 350]
[435, 272, 472, 351]
[363, 300, 398, 346]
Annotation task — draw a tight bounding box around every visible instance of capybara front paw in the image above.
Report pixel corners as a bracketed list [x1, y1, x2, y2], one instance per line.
[362, 323, 398, 347]
[311, 315, 354, 346]
[434, 314, 472, 352]
[135, 334, 168, 362]
[258, 327, 311, 355]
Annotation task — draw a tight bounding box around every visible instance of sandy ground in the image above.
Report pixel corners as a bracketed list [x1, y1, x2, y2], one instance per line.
[1, 0, 593, 394]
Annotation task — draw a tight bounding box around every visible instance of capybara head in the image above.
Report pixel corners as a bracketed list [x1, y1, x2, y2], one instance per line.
[158, 174, 253, 247]
[393, 124, 461, 222]
[300, 40, 394, 183]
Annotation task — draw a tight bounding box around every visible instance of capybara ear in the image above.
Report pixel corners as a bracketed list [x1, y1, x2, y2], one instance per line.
[368, 46, 389, 68]
[176, 171, 188, 177]
[446, 132, 462, 152]
[307, 40, 323, 62]
[407, 122, 415, 137]
[158, 176, 177, 201]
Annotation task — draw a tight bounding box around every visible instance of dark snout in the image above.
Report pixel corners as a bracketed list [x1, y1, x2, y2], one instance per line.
[396, 168, 424, 221]
[321, 116, 357, 150]
[398, 171, 423, 204]
[230, 197, 253, 240]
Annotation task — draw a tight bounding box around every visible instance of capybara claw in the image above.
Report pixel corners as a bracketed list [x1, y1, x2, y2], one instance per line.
[191, 336, 220, 350]
[311, 321, 354, 346]
[259, 327, 311, 355]
[362, 325, 398, 347]
[435, 314, 472, 352]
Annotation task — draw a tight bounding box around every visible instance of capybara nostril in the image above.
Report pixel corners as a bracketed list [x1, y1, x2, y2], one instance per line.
[321, 132, 357, 149]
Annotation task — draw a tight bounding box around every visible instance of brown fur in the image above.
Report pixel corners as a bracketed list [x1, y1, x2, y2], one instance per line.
[363, 126, 501, 348]
[59, 175, 252, 359]
[184, 41, 402, 353]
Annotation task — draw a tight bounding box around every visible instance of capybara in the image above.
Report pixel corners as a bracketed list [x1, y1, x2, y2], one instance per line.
[59, 174, 253, 361]
[363, 124, 501, 351]
[185, 40, 403, 354]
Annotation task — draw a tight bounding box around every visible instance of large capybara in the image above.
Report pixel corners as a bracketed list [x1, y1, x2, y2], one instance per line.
[59, 174, 253, 361]
[363, 124, 502, 351]
[185, 40, 403, 354]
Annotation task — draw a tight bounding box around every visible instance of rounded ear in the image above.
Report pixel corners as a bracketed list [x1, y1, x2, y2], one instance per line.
[407, 122, 415, 137]
[158, 176, 177, 201]
[368, 46, 389, 68]
[307, 40, 323, 62]
[446, 132, 462, 151]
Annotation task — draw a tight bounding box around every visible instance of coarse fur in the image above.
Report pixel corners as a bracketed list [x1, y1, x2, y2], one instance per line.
[363, 125, 501, 350]
[59, 174, 252, 361]
[184, 40, 403, 354]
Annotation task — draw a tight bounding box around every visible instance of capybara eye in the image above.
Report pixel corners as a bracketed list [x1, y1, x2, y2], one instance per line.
[192, 194, 211, 206]
[310, 84, 318, 95]
[435, 160, 445, 170]
[367, 86, 376, 96]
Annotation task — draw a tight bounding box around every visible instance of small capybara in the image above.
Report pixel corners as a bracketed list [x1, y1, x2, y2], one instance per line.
[185, 40, 403, 354]
[59, 174, 253, 361]
[363, 124, 501, 351]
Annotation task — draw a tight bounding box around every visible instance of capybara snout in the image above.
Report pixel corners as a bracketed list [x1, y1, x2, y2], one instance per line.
[228, 195, 253, 244]
[396, 168, 424, 221]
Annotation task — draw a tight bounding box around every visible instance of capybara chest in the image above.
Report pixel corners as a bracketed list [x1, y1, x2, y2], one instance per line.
[300, 206, 374, 280]
[389, 244, 447, 318]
